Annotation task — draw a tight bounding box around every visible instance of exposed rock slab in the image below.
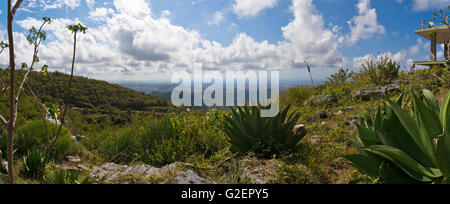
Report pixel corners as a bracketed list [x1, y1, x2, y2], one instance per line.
[89, 162, 211, 184]
[306, 95, 336, 106]
[174, 170, 212, 184]
[354, 84, 400, 101]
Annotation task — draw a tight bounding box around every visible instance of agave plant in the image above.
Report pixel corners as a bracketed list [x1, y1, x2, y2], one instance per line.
[224, 105, 306, 158]
[344, 89, 450, 184]
[23, 149, 45, 179]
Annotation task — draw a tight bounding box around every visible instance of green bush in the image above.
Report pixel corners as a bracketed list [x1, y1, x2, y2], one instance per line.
[44, 168, 92, 184]
[360, 54, 400, 86]
[86, 126, 143, 163]
[22, 149, 44, 179]
[281, 86, 315, 107]
[344, 90, 450, 184]
[15, 120, 82, 161]
[86, 112, 229, 166]
[224, 105, 306, 158]
[327, 68, 354, 84]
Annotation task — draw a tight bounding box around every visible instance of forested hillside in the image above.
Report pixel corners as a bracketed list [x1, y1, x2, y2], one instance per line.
[0, 70, 171, 131]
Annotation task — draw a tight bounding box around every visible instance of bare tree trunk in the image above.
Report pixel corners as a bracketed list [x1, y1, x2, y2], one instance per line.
[7, 0, 15, 184]
[5, 0, 25, 184]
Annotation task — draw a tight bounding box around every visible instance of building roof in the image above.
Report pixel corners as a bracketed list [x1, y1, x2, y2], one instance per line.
[415, 25, 450, 44]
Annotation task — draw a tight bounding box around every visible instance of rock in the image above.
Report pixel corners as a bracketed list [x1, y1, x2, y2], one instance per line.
[307, 95, 336, 106]
[310, 135, 322, 144]
[293, 124, 306, 134]
[385, 84, 401, 92]
[392, 78, 409, 84]
[349, 115, 358, 120]
[335, 110, 345, 115]
[354, 84, 400, 101]
[89, 162, 210, 184]
[174, 170, 212, 184]
[90, 162, 174, 182]
[317, 110, 329, 119]
[66, 156, 82, 163]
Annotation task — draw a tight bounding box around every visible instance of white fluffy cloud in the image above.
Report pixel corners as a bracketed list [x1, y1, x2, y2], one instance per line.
[85, 0, 95, 9]
[346, 0, 385, 45]
[281, 0, 343, 67]
[25, 0, 82, 10]
[352, 38, 425, 69]
[208, 11, 226, 26]
[412, 0, 450, 11]
[0, 0, 390, 80]
[89, 7, 114, 21]
[233, 0, 279, 17]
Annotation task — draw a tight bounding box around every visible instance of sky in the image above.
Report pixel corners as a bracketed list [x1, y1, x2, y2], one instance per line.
[0, 0, 449, 82]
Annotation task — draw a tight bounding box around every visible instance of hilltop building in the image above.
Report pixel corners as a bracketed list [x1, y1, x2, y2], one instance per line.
[414, 18, 450, 67]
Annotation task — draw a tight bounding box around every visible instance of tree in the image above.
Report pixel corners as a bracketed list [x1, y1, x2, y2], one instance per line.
[37, 23, 87, 183]
[0, 0, 87, 184]
[0, 0, 26, 184]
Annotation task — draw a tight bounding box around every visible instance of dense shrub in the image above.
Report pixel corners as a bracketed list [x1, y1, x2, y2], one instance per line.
[44, 167, 92, 184]
[140, 116, 197, 166]
[15, 120, 82, 161]
[281, 86, 315, 107]
[360, 54, 400, 85]
[85, 125, 143, 163]
[327, 68, 354, 84]
[86, 110, 229, 166]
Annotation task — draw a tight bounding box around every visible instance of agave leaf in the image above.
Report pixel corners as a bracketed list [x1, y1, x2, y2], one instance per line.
[381, 104, 435, 167]
[374, 106, 383, 130]
[441, 90, 450, 131]
[435, 134, 450, 178]
[387, 101, 423, 152]
[378, 161, 417, 184]
[343, 154, 381, 178]
[349, 138, 367, 155]
[365, 145, 441, 182]
[356, 124, 381, 146]
[413, 91, 442, 164]
[396, 93, 404, 106]
[422, 89, 440, 114]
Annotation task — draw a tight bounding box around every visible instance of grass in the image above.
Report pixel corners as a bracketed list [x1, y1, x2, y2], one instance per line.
[2, 59, 450, 184]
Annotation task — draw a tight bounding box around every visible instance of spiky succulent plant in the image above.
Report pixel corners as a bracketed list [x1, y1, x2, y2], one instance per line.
[344, 89, 450, 184]
[224, 105, 306, 158]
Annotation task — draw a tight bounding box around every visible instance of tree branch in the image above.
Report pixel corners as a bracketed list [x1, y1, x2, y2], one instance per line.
[11, 0, 24, 16]
[0, 114, 7, 128]
[13, 20, 49, 127]
[26, 81, 51, 145]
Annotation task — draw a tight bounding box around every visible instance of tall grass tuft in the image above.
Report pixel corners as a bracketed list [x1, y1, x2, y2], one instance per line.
[360, 54, 400, 86]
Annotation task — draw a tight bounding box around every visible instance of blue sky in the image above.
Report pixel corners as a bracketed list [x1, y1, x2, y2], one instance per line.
[0, 0, 449, 82]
